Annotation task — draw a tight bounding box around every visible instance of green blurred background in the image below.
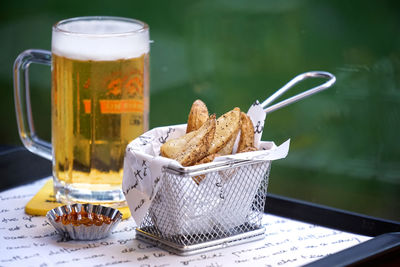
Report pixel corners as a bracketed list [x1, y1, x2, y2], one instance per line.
[1, 0, 399, 221]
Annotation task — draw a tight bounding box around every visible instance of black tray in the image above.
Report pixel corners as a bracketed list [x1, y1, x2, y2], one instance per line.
[1, 146, 400, 265]
[265, 194, 400, 266]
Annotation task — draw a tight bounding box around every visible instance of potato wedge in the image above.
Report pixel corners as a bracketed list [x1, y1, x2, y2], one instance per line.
[161, 115, 216, 166]
[217, 125, 240, 155]
[195, 153, 219, 165]
[176, 115, 216, 166]
[160, 131, 197, 159]
[186, 99, 209, 133]
[208, 107, 241, 154]
[238, 146, 257, 153]
[237, 112, 255, 153]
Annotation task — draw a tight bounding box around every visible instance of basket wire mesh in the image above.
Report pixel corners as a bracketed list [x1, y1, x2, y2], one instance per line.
[136, 159, 271, 255]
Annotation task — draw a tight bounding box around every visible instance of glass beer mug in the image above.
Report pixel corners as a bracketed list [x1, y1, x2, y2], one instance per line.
[13, 16, 149, 206]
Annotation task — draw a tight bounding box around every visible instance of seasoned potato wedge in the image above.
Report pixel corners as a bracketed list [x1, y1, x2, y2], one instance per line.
[217, 125, 240, 155]
[195, 153, 219, 165]
[186, 99, 209, 133]
[160, 131, 197, 159]
[237, 112, 255, 153]
[208, 107, 241, 154]
[238, 146, 257, 153]
[176, 115, 216, 166]
[161, 115, 216, 166]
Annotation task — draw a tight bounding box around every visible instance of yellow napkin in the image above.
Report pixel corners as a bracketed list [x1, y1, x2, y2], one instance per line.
[25, 178, 131, 219]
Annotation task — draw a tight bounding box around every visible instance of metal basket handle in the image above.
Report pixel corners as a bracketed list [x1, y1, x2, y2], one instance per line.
[261, 71, 336, 114]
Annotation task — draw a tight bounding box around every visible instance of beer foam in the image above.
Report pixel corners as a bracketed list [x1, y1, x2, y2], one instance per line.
[52, 19, 149, 60]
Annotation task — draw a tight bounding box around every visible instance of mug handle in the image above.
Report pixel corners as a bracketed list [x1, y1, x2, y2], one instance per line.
[13, 49, 52, 160]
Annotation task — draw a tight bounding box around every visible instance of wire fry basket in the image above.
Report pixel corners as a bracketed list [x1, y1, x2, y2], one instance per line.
[132, 71, 336, 255]
[136, 158, 271, 255]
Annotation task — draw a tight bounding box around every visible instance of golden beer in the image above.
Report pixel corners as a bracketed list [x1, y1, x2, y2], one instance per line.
[50, 17, 150, 205]
[52, 53, 149, 203]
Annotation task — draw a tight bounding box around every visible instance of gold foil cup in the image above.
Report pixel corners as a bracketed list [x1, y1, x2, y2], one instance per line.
[46, 203, 122, 240]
